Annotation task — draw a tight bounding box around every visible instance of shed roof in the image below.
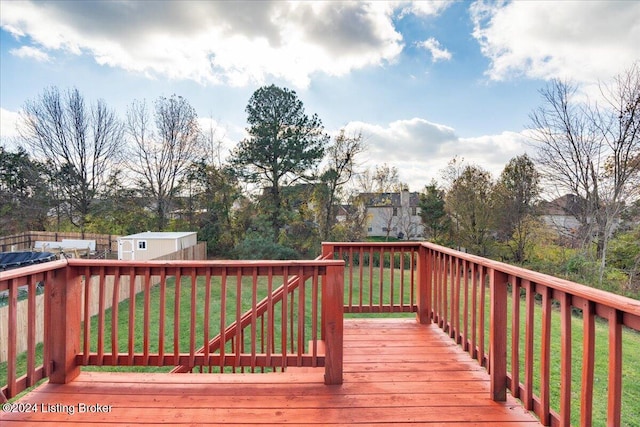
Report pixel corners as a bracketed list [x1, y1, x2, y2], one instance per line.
[119, 232, 196, 240]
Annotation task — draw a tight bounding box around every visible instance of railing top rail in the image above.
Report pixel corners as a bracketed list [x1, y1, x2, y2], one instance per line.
[420, 241, 640, 318]
[0, 259, 68, 281]
[66, 258, 345, 268]
[323, 241, 422, 248]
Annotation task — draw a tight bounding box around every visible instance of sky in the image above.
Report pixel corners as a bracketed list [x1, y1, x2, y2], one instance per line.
[1, 0, 639, 192]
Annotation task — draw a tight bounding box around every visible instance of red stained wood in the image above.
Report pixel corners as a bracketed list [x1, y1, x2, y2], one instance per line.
[523, 279, 535, 411]
[581, 300, 595, 426]
[97, 268, 105, 366]
[143, 269, 151, 365]
[489, 269, 507, 402]
[26, 276, 36, 387]
[608, 309, 622, 427]
[7, 279, 17, 397]
[188, 269, 197, 367]
[49, 265, 81, 384]
[323, 263, 344, 385]
[2, 319, 541, 426]
[416, 245, 430, 324]
[540, 285, 551, 425]
[111, 269, 120, 362]
[509, 275, 520, 399]
[173, 269, 182, 365]
[559, 292, 572, 426]
[471, 262, 478, 361]
[478, 265, 486, 367]
[128, 269, 136, 366]
[4, 241, 638, 423]
[158, 269, 166, 366]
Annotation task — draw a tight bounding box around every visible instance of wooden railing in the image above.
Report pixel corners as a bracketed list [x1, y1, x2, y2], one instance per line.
[171, 252, 334, 374]
[0, 260, 68, 400]
[324, 243, 419, 314]
[322, 241, 640, 427]
[3, 242, 639, 425]
[1, 258, 344, 400]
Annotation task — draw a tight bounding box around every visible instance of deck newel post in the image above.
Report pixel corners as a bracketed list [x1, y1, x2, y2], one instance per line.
[321, 243, 335, 341]
[416, 244, 431, 324]
[323, 262, 344, 385]
[489, 268, 508, 401]
[49, 263, 81, 384]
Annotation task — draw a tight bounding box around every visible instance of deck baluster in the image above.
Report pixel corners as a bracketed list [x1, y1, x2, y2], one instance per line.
[489, 269, 508, 402]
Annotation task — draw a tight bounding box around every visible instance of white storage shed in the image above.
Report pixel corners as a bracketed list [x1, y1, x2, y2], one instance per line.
[117, 232, 197, 261]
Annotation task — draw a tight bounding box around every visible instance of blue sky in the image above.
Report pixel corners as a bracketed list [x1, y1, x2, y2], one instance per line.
[1, 1, 639, 191]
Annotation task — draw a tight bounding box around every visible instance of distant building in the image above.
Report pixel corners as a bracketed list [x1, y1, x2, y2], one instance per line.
[355, 191, 423, 239]
[539, 194, 583, 241]
[540, 193, 627, 247]
[117, 232, 197, 260]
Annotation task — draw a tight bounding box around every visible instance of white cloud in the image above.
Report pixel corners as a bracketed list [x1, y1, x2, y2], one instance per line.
[399, 1, 452, 18]
[345, 117, 457, 159]
[197, 117, 245, 163]
[0, 1, 442, 88]
[441, 131, 528, 173]
[470, 1, 640, 83]
[0, 108, 20, 136]
[9, 46, 51, 62]
[417, 37, 452, 62]
[341, 118, 528, 190]
[0, 108, 21, 149]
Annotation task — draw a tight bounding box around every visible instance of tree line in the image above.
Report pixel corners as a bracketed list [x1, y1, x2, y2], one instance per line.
[1, 64, 638, 296]
[1, 84, 366, 259]
[419, 62, 640, 295]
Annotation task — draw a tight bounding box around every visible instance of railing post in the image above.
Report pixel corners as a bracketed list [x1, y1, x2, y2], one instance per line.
[49, 264, 81, 384]
[321, 243, 335, 259]
[416, 244, 431, 324]
[321, 243, 335, 341]
[489, 268, 508, 401]
[323, 262, 343, 385]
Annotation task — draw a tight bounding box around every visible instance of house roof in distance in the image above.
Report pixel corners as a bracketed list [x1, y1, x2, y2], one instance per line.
[357, 192, 420, 208]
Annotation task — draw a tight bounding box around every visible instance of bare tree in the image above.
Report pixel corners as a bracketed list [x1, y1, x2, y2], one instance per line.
[594, 62, 640, 274]
[353, 167, 375, 194]
[126, 95, 202, 231]
[395, 193, 420, 240]
[19, 87, 123, 230]
[373, 164, 404, 240]
[528, 63, 640, 278]
[317, 129, 365, 240]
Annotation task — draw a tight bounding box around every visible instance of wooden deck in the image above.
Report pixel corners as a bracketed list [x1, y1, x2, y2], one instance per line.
[2, 319, 541, 426]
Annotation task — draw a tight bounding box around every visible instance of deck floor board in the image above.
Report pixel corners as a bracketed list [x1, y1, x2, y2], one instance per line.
[1, 319, 541, 426]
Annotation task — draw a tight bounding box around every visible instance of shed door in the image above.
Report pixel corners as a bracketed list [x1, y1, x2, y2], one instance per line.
[118, 239, 135, 260]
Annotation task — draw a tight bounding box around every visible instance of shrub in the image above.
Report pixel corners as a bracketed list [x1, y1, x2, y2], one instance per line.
[233, 235, 299, 260]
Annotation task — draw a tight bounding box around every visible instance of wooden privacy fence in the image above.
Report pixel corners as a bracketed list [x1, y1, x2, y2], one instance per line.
[322, 242, 640, 427]
[0, 232, 120, 253]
